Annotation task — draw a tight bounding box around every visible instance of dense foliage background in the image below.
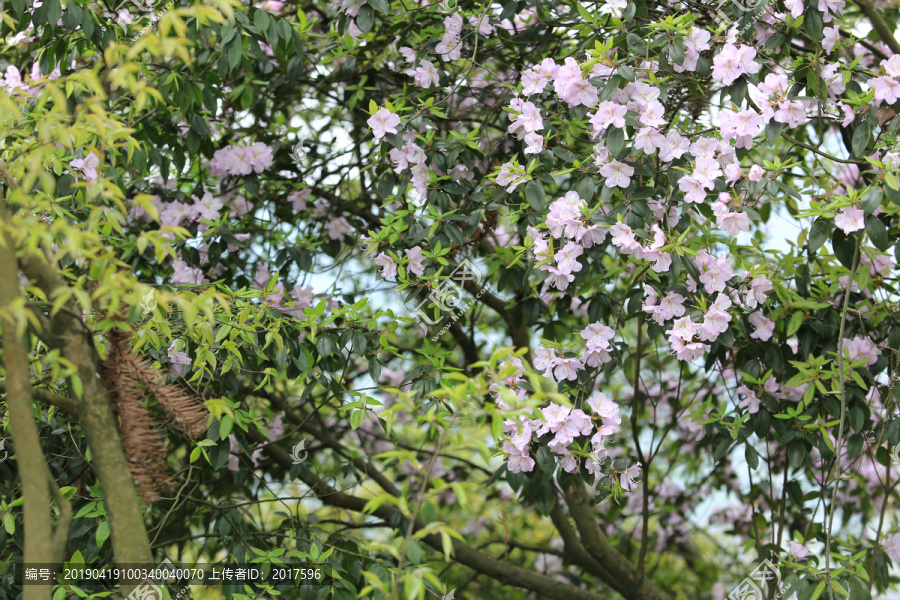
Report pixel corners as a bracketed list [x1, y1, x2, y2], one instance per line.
[1, 0, 900, 599]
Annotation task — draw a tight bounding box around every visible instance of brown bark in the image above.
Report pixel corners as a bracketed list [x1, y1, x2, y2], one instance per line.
[1, 166, 153, 594]
[0, 207, 72, 600]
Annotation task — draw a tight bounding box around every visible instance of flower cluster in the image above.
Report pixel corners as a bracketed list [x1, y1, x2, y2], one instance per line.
[499, 377, 640, 492]
[209, 142, 274, 177]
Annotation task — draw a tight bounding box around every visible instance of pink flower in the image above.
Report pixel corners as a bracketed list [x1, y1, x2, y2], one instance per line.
[737, 385, 760, 414]
[523, 132, 544, 155]
[245, 142, 274, 173]
[788, 541, 811, 561]
[167, 341, 191, 376]
[834, 206, 864, 233]
[533, 347, 559, 377]
[590, 101, 627, 135]
[367, 108, 402, 139]
[871, 76, 900, 105]
[711, 43, 760, 86]
[580, 322, 615, 349]
[748, 311, 775, 341]
[496, 161, 527, 192]
[553, 357, 583, 381]
[822, 27, 840, 52]
[600, 160, 634, 188]
[408, 60, 440, 88]
[620, 462, 642, 491]
[326, 216, 352, 241]
[507, 448, 536, 473]
[69, 152, 100, 182]
[881, 533, 900, 562]
[554, 242, 584, 274]
[406, 246, 426, 276]
[374, 252, 397, 278]
[172, 259, 206, 285]
[744, 276, 773, 309]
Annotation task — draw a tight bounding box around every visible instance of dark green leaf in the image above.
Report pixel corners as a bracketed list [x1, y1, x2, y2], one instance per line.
[599, 75, 622, 102]
[788, 440, 807, 468]
[253, 8, 270, 32]
[606, 127, 625, 157]
[866, 215, 890, 250]
[860, 186, 883, 215]
[552, 147, 577, 162]
[368, 0, 389, 14]
[524, 181, 546, 211]
[765, 120, 783, 147]
[356, 5, 375, 34]
[809, 218, 830, 253]
[626, 33, 647, 55]
[833, 228, 859, 268]
[804, 6, 823, 41]
[851, 121, 872, 157]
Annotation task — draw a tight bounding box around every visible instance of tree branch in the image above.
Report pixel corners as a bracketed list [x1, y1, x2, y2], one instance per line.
[560, 480, 668, 600]
[248, 426, 608, 600]
[855, 0, 900, 55]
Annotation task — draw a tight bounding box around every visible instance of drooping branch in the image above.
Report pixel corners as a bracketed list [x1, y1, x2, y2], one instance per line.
[248, 426, 608, 600]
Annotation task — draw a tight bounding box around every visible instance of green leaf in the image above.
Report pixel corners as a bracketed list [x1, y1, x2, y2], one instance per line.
[786, 311, 804, 337]
[81, 9, 95, 40]
[765, 121, 783, 147]
[804, 6, 823, 41]
[851, 121, 872, 157]
[745, 445, 759, 469]
[219, 415, 234, 439]
[626, 33, 647, 55]
[618, 65, 635, 82]
[3, 513, 14, 535]
[866, 215, 890, 250]
[368, 0, 389, 13]
[227, 37, 243, 70]
[405, 541, 423, 565]
[254, 9, 270, 32]
[860, 187, 883, 215]
[788, 440, 807, 468]
[809, 218, 829, 253]
[356, 5, 375, 34]
[599, 75, 622, 102]
[606, 127, 625, 157]
[63, 2, 83, 29]
[525, 181, 546, 211]
[96, 520, 110, 548]
[832, 229, 857, 269]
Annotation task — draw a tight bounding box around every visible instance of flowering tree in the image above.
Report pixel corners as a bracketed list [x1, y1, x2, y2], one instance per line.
[1, 0, 900, 599]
